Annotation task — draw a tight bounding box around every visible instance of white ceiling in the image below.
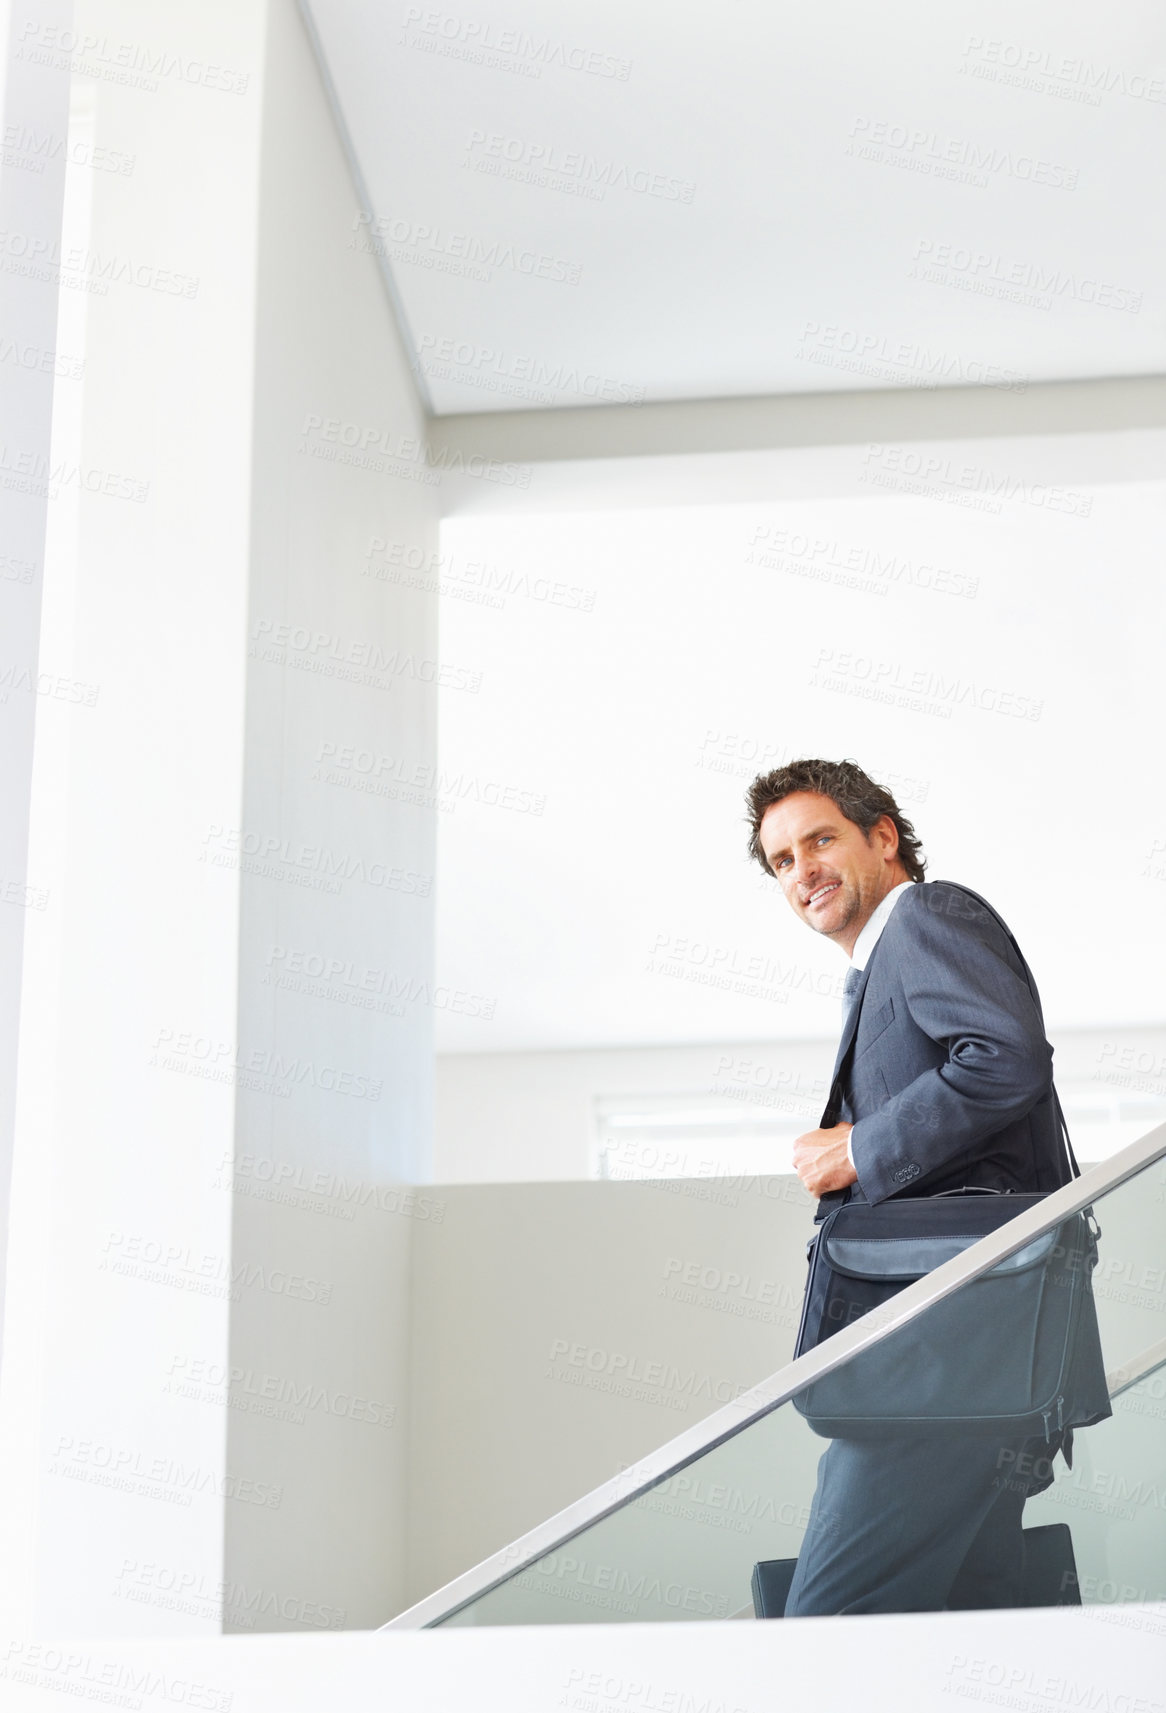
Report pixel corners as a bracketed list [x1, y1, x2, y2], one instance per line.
[302, 2, 1166, 1055]
[308, 0, 1166, 414]
[432, 442, 1166, 1051]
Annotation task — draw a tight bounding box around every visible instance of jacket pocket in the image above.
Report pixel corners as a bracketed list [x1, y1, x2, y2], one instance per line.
[855, 995, 895, 1058]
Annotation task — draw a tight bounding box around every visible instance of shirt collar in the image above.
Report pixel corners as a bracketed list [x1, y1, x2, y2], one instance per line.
[850, 880, 914, 971]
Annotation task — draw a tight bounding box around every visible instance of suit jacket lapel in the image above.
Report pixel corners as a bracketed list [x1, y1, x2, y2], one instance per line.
[832, 960, 875, 1075]
[821, 959, 876, 1123]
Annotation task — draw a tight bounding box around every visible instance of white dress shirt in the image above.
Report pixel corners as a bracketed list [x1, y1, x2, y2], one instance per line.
[843, 880, 915, 1166]
[849, 880, 915, 972]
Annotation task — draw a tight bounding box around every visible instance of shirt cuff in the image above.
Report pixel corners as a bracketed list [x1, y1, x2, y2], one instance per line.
[846, 1130, 855, 1169]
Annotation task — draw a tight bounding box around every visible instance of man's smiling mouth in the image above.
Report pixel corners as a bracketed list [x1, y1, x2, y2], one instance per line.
[804, 882, 841, 910]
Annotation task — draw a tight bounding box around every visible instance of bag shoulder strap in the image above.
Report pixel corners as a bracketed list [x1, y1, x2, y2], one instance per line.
[933, 883, 1080, 1182]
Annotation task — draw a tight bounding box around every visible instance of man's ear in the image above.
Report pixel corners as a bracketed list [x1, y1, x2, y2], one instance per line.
[873, 814, 900, 860]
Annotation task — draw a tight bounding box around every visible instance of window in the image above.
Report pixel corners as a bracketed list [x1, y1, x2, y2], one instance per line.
[592, 1081, 1165, 1181]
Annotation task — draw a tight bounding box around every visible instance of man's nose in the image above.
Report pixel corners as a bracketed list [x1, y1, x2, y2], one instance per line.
[791, 850, 818, 888]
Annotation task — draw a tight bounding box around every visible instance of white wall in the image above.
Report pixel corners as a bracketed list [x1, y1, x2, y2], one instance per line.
[224, 0, 439, 1632]
[435, 1026, 1166, 1184]
[430, 480, 1166, 1055]
[406, 1173, 816, 1609]
[435, 1037, 833, 1183]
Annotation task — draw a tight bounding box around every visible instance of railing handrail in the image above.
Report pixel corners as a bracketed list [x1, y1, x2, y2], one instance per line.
[1105, 1336, 1166, 1401]
[381, 1121, 1166, 1630]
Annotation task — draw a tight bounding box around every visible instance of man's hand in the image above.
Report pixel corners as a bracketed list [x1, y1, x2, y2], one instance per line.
[792, 1123, 858, 1197]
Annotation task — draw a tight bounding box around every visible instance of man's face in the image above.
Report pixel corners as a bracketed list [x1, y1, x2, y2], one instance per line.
[757, 790, 904, 954]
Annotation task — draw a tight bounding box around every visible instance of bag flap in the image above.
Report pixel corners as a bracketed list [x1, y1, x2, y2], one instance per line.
[823, 1227, 1059, 1283]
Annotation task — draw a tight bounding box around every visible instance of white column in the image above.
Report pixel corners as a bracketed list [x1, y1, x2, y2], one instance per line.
[0, 0, 74, 1370]
[223, 0, 438, 1631]
[0, 0, 438, 1636]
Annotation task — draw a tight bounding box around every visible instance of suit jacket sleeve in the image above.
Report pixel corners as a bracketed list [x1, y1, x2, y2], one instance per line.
[849, 887, 1053, 1204]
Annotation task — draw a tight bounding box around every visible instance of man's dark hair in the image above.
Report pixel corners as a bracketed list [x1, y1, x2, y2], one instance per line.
[745, 758, 927, 884]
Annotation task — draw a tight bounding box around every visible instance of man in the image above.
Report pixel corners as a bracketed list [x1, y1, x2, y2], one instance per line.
[745, 758, 1098, 1614]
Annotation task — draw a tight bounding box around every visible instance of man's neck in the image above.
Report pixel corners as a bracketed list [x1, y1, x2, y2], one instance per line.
[844, 876, 914, 964]
[835, 869, 912, 958]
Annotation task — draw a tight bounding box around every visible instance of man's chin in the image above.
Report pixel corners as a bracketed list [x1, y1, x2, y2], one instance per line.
[803, 897, 855, 938]
[809, 919, 845, 941]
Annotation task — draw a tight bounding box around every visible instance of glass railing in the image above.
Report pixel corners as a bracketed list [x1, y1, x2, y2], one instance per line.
[384, 1125, 1166, 1627]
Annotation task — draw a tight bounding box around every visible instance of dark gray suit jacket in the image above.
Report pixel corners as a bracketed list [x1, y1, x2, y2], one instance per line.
[820, 880, 1071, 1214]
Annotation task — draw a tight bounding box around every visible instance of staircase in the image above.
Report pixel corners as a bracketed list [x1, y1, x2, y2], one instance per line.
[382, 1125, 1166, 1628]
